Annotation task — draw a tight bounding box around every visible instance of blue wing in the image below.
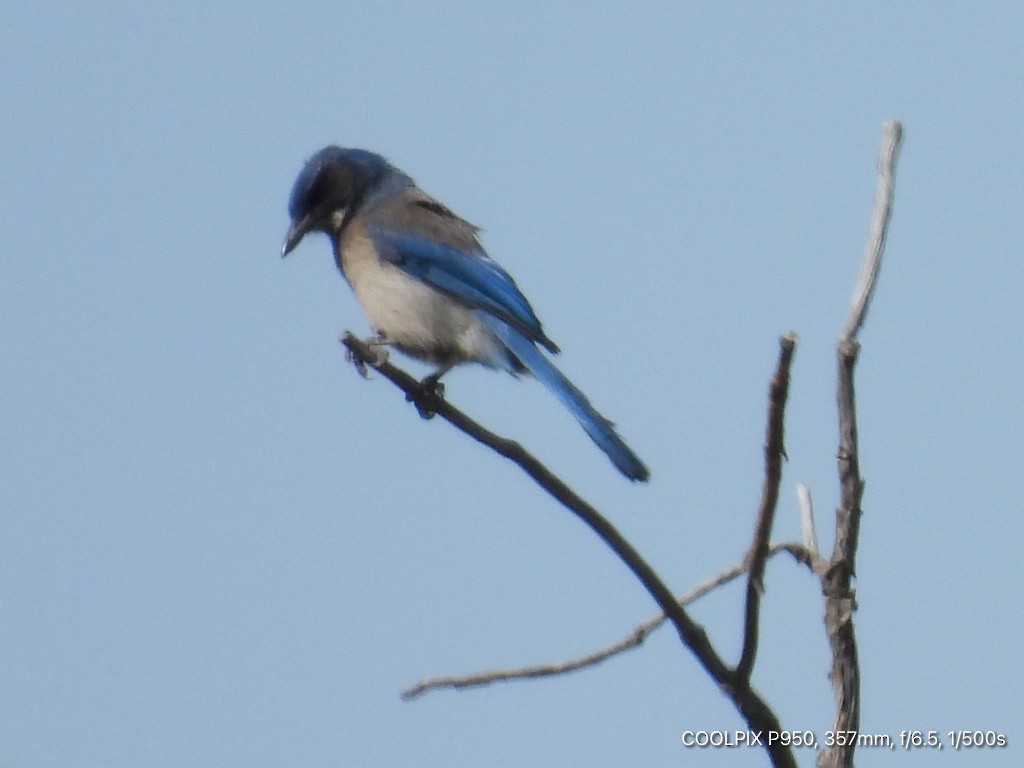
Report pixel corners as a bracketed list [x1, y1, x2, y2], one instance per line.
[355, 186, 646, 481]
[368, 226, 560, 355]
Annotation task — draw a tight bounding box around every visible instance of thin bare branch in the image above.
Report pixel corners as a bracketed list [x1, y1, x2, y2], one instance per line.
[818, 121, 903, 768]
[403, 541, 817, 699]
[340, 333, 798, 768]
[736, 333, 798, 683]
[841, 120, 903, 342]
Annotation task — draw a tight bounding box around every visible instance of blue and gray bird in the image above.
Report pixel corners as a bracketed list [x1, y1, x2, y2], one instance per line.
[282, 147, 649, 482]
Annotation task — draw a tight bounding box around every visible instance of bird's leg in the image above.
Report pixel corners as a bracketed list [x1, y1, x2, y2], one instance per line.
[408, 364, 453, 419]
[365, 333, 392, 360]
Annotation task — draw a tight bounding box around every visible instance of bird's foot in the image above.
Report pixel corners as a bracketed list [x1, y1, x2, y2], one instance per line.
[407, 371, 447, 419]
[346, 333, 390, 378]
[420, 371, 446, 398]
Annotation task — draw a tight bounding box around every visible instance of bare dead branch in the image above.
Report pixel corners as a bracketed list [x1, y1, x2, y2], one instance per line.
[841, 121, 903, 343]
[340, 333, 798, 768]
[818, 120, 903, 768]
[403, 541, 818, 699]
[736, 333, 798, 683]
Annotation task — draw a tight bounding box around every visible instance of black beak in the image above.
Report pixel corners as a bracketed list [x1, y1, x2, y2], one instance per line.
[281, 215, 313, 257]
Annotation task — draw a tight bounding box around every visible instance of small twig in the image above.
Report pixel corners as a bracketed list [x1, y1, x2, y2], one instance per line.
[736, 333, 798, 684]
[818, 120, 903, 768]
[340, 333, 797, 768]
[404, 541, 818, 698]
[797, 484, 819, 557]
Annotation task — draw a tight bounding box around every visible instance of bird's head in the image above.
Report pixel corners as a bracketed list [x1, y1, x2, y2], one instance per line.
[281, 146, 397, 256]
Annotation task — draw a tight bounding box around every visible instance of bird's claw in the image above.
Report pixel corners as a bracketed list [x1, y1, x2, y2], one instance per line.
[407, 374, 446, 419]
[345, 334, 390, 378]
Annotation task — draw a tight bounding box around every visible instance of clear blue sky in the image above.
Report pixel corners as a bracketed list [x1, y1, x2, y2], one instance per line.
[3, 2, 1021, 766]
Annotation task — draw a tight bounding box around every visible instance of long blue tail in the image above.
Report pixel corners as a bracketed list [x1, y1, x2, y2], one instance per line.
[482, 317, 650, 482]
